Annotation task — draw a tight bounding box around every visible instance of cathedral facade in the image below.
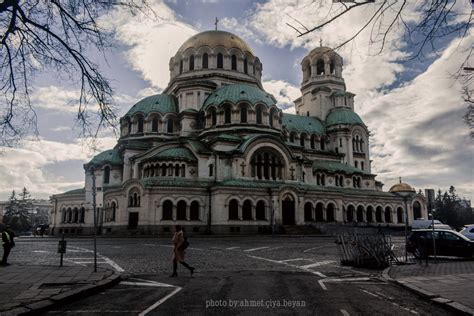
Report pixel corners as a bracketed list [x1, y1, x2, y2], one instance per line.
[50, 30, 427, 235]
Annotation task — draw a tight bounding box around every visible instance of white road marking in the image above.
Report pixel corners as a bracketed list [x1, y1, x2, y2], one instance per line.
[139, 287, 182, 315]
[121, 281, 176, 288]
[244, 246, 270, 252]
[247, 255, 328, 278]
[340, 309, 350, 316]
[318, 280, 327, 290]
[313, 272, 327, 278]
[279, 258, 312, 263]
[226, 247, 240, 250]
[67, 246, 125, 272]
[303, 246, 325, 253]
[300, 260, 337, 269]
[33, 250, 52, 253]
[360, 289, 419, 314]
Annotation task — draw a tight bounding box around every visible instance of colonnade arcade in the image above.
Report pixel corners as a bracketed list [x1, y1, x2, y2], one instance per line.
[250, 148, 285, 180]
[343, 205, 405, 224]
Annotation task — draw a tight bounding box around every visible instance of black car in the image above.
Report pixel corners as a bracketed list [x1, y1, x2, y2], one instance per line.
[407, 229, 474, 258]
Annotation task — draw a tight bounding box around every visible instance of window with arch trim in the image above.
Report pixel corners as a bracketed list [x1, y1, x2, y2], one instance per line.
[202, 53, 208, 69]
[152, 117, 159, 132]
[189, 55, 194, 70]
[217, 53, 223, 68]
[162, 200, 173, 220]
[228, 199, 239, 220]
[231, 55, 237, 70]
[240, 105, 247, 123]
[103, 166, 110, 184]
[244, 58, 248, 74]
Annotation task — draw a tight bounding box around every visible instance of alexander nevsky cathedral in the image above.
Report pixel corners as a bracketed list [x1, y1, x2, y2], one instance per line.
[50, 30, 428, 235]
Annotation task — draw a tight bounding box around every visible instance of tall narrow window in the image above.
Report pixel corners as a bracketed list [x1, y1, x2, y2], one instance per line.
[240, 105, 247, 123]
[269, 110, 274, 127]
[189, 55, 194, 70]
[179, 60, 183, 74]
[202, 53, 208, 69]
[229, 199, 239, 220]
[103, 166, 110, 184]
[137, 116, 144, 133]
[231, 55, 237, 70]
[316, 59, 324, 75]
[209, 164, 214, 176]
[217, 53, 223, 68]
[300, 135, 305, 147]
[311, 135, 315, 149]
[167, 119, 173, 133]
[162, 200, 173, 220]
[211, 109, 217, 126]
[320, 138, 325, 150]
[361, 161, 364, 170]
[152, 117, 159, 132]
[111, 202, 116, 221]
[190, 201, 200, 220]
[224, 106, 231, 124]
[244, 58, 248, 74]
[256, 107, 262, 124]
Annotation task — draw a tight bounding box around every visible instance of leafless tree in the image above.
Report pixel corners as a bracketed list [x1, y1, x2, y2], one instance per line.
[0, 0, 151, 146]
[287, 0, 473, 133]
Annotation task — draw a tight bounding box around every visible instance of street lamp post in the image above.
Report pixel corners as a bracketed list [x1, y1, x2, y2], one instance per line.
[90, 167, 98, 273]
[430, 209, 437, 264]
[404, 196, 408, 262]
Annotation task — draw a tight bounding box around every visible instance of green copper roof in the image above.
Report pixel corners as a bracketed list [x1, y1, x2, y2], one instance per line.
[151, 147, 197, 162]
[62, 188, 85, 195]
[125, 94, 178, 117]
[282, 113, 325, 134]
[202, 84, 276, 109]
[312, 160, 370, 175]
[325, 108, 365, 127]
[86, 149, 122, 167]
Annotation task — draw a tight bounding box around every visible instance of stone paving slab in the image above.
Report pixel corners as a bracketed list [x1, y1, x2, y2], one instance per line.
[0, 264, 120, 315]
[384, 261, 474, 315]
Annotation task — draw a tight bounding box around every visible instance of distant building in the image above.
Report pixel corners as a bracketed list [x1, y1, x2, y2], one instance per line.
[0, 199, 52, 228]
[50, 30, 427, 235]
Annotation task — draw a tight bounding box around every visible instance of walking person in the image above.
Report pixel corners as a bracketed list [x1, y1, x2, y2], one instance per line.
[1, 226, 15, 266]
[170, 225, 195, 277]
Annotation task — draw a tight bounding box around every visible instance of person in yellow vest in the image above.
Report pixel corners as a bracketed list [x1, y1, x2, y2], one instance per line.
[1, 226, 15, 266]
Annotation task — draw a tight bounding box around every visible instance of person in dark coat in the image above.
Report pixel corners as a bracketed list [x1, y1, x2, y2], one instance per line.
[170, 225, 195, 277]
[1, 226, 15, 266]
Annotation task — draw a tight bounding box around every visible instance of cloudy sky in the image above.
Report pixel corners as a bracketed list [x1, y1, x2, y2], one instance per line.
[0, 0, 472, 201]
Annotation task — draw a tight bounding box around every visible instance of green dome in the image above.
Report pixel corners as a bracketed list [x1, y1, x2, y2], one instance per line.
[85, 149, 122, 168]
[282, 113, 325, 134]
[125, 94, 178, 117]
[202, 84, 276, 109]
[150, 147, 197, 162]
[325, 108, 365, 127]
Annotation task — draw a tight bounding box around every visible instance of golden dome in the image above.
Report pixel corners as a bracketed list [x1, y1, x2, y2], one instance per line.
[177, 30, 253, 54]
[389, 182, 415, 193]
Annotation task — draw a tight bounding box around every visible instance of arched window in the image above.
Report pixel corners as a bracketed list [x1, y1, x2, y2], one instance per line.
[73, 207, 78, 223]
[175, 165, 180, 177]
[330, 60, 335, 75]
[209, 164, 214, 177]
[240, 105, 247, 123]
[67, 208, 72, 222]
[217, 53, 223, 68]
[229, 199, 239, 220]
[181, 164, 185, 177]
[80, 207, 85, 223]
[137, 116, 144, 133]
[152, 117, 159, 132]
[307, 65, 312, 78]
[189, 55, 194, 71]
[111, 202, 116, 222]
[304, 202, 313, 222]
[250, 148, 284, 180]
[357, 206, 364, 222]
[224, 105, 231, 124]
[397, 207, 404, 223]
[162, 200, 173, 220]
[103, 166, 110, 184]
[242, 200, 252, 220]
[289, 132, 295, 143]
[256, 201, 265, 220]
[413, 201, 422, 220]
[376, 206, 383, 222]
[385, 207, 392, 223]
[269, 109, 275, 128]
[355, 161, 358, 169]
[177, 200, 187, 220]
[167, 119, 174, 133]
[361, 161, 365, 171]
[190, 201, 200, 220]
[316, 59, 324, 75]
[244, 58, 248, 74]
[179, 60, 183, 74]
[320, 138, 325, 150]
[231, 55, 237, 70]
[62, 208, 67, 223]
[256, 107, 262, 124]
[300, 134, 305, 147]
[126, 117, 131, 135]
[326, 204, 335, 222]
[366, 206, 374, 223]
[316, 203, 324, 221]
[310, 135, 316, 149]
[129, 190, 140, 207]
[210, 109, 217, 126]
[161, 164, 167, 176]
[347, 205, 355, 222]
[202, 53, 208, 69]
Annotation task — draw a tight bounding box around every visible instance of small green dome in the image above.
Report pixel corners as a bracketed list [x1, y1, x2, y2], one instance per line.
[151, 147, 197, 162]
[125, 94, 178, 117]
[282, 113, 325, 134]
[325, 108, 365, 127]
[85, 149, 122, 168]
[202, 84, 276, 110]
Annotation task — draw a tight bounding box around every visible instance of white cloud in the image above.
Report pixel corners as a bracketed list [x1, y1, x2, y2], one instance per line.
[0, 137, 117, 200]
[101, 0, 197, 89]
[262, 80, 300, 114]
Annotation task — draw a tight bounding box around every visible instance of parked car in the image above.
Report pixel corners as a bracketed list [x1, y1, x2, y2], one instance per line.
[411, 219, 452, 230]
[460, 224, 474, 240]
[407, 229, 474, 258]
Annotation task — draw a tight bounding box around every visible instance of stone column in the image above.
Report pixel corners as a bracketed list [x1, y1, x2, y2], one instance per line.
[238, 203, 242, 220]
[172, 205, 177, 221]
[186, 205, 190, 221]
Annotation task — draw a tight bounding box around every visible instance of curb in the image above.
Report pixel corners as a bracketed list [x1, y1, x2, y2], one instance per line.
[381, 266, 474, 316]
[3, 271, 122, 316]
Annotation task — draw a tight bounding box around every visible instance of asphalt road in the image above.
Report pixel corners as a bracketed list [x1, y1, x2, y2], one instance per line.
[13, 236, 454, 315]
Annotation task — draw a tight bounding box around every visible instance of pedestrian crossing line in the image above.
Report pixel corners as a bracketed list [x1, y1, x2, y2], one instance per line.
[279, 258, 312, 263]
[226, 247, 240, 250]
[300, 260, 337, 269]
[340, 309, 350, 316]
[247, 255, 328, 278]
[67, 246, 125, 272]
[244, 246, 270, 252]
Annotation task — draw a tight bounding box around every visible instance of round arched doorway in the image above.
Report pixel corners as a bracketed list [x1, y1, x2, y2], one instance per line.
[281, 193, 295, 225]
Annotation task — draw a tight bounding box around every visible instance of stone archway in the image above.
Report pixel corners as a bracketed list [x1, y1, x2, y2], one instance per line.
[281, 194, 295, 225]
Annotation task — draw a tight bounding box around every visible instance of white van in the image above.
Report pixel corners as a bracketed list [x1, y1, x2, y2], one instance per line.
[411, 219, 452, 230]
